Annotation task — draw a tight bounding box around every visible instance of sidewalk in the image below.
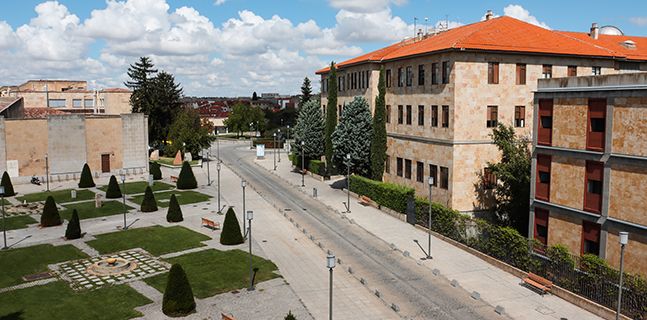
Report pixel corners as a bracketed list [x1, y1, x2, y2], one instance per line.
[254, 146, 602, 320]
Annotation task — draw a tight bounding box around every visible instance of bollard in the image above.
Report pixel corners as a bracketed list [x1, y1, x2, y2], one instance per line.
[71, 189, 77, 200]
[313, 187, 317, 198]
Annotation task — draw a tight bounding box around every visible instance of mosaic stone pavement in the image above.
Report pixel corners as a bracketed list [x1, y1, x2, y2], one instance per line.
[52, 248, 170, 291]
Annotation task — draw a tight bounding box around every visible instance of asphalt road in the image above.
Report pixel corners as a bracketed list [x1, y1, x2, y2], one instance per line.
[220, 142, 508, 320]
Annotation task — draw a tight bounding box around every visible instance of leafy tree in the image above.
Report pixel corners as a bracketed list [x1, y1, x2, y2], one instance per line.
[140, 186, 158, 212]
[370, 66, 387, 181]
[78, 163, 95, 188]
[299, 77, 312, 106]
[177, 161, 197, 190]
[252, 91, 258, 101]
[168, 107, 214, 158]
[486, 123, 531, 234]
[105, 175, 122, 199]
[150, 162, 163, 180]
[291, 100, 325, 164]
[65, 209, 82, 240]
[284, 311, 297, 320]
[162, 264, 196, 317]
[125, 56, 157, 115]
[224, 103, 265, 137]
[0, 171, 15, 196]
[166, 194, 183, 223]
[332, 97, 373, 177]
[220, 207, 244, 245]
[324, 62, 338, 175]
[149, 71, 183, 148]
[41, 196, 62, 227]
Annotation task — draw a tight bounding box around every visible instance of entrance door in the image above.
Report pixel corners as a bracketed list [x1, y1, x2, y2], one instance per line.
[101, 154, 111, 173]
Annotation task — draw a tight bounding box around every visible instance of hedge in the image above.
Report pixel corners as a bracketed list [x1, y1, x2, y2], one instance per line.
[105, 175, 122, 199]
[65, 209, 82, 240]
[349, 175, 414, 213]
[309, 160, 325, 176]
[177, 161, 197, 190]
[1, 171, 15, 196]
[150, 162, 163, 180]
[140, 186, 158, 212]
[41, 195, 62, 227]
[162, 264, 196, 317]
[78, 163, 95, 188]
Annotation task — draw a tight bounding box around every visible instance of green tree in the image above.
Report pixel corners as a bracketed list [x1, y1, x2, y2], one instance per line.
[486, 123, 531, 234]
[65, 209, 82, 240]
[332, 97, 373, 177]
[291, 100, 324, 163]
[224, 103, 265, 137]
[220, 207, 244, 245]
[150, 71, 183, 148]
[150, 162, 163, 180]
[252, 91, 258, 101]
[0, 171, 15, 196]
[299, 77, 312, 106]
[168, 108, 214, 158]
[176, 161, 197, 190]
[162, 264, 196, 317]
[105, 175, 122, 199]
[78, 163, 95, 188]
[324, 62, 338, 175]
[370, 66, 387, 181]
[41, 196, 62, 227]
[166, 194, 183, 223]
[125, 56, 157, 115]
[140, 186, 158, 212]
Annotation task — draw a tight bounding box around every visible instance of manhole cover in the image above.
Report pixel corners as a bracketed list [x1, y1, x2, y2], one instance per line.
[535, 305, 555, 315]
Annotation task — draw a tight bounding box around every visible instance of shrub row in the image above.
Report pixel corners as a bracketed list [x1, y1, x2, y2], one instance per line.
[308, 160, 325, 176]
[349, 175, 414, 213]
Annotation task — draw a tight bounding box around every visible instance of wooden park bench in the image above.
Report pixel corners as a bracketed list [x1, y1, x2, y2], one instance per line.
[201, 217, 220, 230]
[170, 175, 178, 182]
[221, 313, 236, 320]
[358, 195, 371, 206]
[521, 272, 553, 295]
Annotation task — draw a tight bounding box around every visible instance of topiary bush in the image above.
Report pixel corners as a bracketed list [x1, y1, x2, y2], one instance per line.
[309, 160, 325, 176]
[105, 175, 122, 199]
[65, 209, 82, 240]
[150, 162, 163, 180]
[220, 207, 244, 245]
[284, 311, 296, 320]
[349, 175, 414, 213]
[78, 163, 96, 188]
[41, 195, 62, 227]
[166, 194, 183, 223]
[162, 264, 196, 317]
[176, 161, 197, 190]
[0, 171, 16, 196]
[140, 186, 158, 212]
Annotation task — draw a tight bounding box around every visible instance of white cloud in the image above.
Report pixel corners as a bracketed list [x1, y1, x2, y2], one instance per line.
[329, 0, 406, 13]
[630, 17, 647, 27]
[214, 0, 226, 5]
[334, 8, 412, 42]
[0, 21, 17, 50]
[502, 4, 549, 29]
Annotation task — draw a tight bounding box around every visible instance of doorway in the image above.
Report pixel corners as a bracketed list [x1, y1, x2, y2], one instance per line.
[101, 154, 111, 173]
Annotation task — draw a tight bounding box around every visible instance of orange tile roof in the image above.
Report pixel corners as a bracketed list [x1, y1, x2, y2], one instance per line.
[23, 107, 67, 118]
[317, 16, 647, 74]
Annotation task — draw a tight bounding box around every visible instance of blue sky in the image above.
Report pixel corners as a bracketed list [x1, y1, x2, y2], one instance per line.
[1, 0, 646, 96]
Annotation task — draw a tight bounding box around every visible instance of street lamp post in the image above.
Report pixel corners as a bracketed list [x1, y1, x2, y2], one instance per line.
[242, 180, 247, 237]
[45, 153, 50, 192]
[247, 210, 254, 291]
[249, 122, 254, 149]
[301, 141, 305, 187]
[327, 254, 336, 320]
[120, 174, 127, 230]
[216, 128, 220, 162]
[206, 150, 211, 186]
[425, 176, 434, 260]
[1, 186, 7, 250]
[277, 129, 281, 163]
[345, 154, 351, 213]
[286, 125, 290, 155]
[617, 231, 629, 320]
[273, 133, 277, 171]
[217, 162, 222, 214]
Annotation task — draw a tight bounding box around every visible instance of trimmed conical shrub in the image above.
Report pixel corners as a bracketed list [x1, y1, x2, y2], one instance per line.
[176, 161, 197, 190]
[140, 186, 158, 212]
[0, 171, 15, 196]
[166, 194, 183, 223]
[220, 207, 244, 245]
[150, 162, 163, 180]
[285, 311, 297, 320]
[105, 175, 122, 199]
[65, 209, 82, 240]
[78, 163, 95, 188]
[41, 196, 62, 227]
[162, 264, 196, 317]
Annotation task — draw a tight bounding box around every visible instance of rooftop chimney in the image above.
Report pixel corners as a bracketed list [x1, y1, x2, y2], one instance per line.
[590, 23, 599, 40]
[417, 28, 424, 40]
[485, 10, 494, 21]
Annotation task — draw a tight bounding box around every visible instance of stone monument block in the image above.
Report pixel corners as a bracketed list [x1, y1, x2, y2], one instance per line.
[149, 149, 159, 161]
[172, 150, 182, 166]
[184, 152, 192, 162]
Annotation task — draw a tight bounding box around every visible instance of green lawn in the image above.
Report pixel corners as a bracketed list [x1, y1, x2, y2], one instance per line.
[16, 189, 95, 204]
[86, 225, 211, 256]
[0, 281, 151, 320]
[98, 181, 175, 195]
[0, 244, 87, 289]
[155, 157, 199, 167]
[144, 249, 279, 298]
[129, 190, 211, 208]
[1, 198, 9, 206]
[4, 215, 38, 231]
[59, 200, 134, 221]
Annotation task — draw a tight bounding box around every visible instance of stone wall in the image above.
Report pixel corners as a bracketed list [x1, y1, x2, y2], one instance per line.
[608, 163, 647, 226]
[18, 90, 131, 115]
[85, 117, 123, 173]
[606, 231, 647, 276]
[547, 212, 582, 255]
[552, 97, 588, 150]
[5, 119, 48, 176]
[549, 155, 585, 210]
[121, 113, 149, 170]
[612, 97, 647, 157]
[48, 115, 87, 174]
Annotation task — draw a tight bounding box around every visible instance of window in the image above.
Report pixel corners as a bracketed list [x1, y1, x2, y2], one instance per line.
[441, 105, 449, 128]
[386, 105, 391, 123]
[397, 105, 404, 124]
[568, 65, 577, 77]
[73, 99, 82, 108]
[442, 61, 450, 84]
[488, 62, 499, 84]
[534, 208, 549, 248]
[542, 64, 552, 79]
[365, 70, 370, 87]
[483, 167, 496, 189]
[48, 99, 66, 108]
[516, 63, 526, 85]
[323, 105, 326, 115]
[406, 105, 412, 125]
[431, 105, 438, 127]
[439, 167, 449, 189]
[536, 154, 551, 201]
[431, 63, 439, 84]
[429, 165, 438, 187]
[418, 65, 425, 86]
[581, 221, 601, 256]
[584, 161, 603, 213]
[587, 99, 606, 151]
[396, 157, 403, 177]
[385, 155, 391, 174]
[322, 78, 327, 93]
[405, 159, 412, 179]
[592, 66, 602, 75]
[398, 67, 403, 87]
[416, 161, 424, 182]
[405, 66, 413, 87]
[418, 105, 424, 126]
[339, 76, 343, 91]
[538, 99, 553, 145]
[514, 106, 525, 127]
[84, 100, 94, 108]
[338, 105, 343, 118]
[486, 106, 498, 128]
[386, 69, 392, 87]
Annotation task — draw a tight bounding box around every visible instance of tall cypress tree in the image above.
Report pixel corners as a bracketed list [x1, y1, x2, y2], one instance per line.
[370, 67, 387, 181]
[124, 57, 157, 114]
[299, 77, 312, 106]
[324, 62, 338, 175]
[292, 100, 324, 163]
[150, 71, 183, 148]
[332, 97, 373, 177]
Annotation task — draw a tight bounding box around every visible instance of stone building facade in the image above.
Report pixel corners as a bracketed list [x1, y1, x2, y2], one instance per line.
[317, 16, 647, 214]
[531, 73, 647, 275]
